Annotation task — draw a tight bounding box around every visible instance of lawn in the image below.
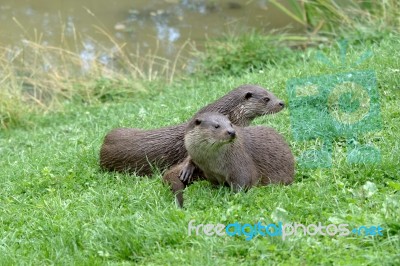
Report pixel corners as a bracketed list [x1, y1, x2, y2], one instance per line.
[0, 36, 399, 265]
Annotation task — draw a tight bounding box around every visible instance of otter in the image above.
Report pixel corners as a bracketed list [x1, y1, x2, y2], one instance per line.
[163, 112, 294, 207]
[100, 84, 285, 176]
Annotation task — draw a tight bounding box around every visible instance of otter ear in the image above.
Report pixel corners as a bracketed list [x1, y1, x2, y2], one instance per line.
[195, 118, 202, 125]
[245, 92, 253, 99]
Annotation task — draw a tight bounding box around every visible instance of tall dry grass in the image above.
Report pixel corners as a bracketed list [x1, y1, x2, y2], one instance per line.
[1, 1, 399, 129]
[0, 21, 191, 129]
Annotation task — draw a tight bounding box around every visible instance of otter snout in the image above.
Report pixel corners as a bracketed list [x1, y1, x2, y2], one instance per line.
[271, 100, 285, 113]
[227, 129, 236, 138]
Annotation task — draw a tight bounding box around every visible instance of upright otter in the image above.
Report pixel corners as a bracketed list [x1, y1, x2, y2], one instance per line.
[100, 84, 285, 176]
[163, 112, 294, 207]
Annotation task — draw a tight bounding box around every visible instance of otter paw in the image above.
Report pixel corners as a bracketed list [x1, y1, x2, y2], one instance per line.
[179, 162, 196, 183]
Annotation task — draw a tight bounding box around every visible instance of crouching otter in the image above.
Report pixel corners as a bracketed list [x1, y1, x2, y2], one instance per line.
[163, 112, 294, 207]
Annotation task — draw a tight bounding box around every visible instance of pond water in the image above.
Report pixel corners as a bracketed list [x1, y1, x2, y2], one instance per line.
[0, 0, 303, 74]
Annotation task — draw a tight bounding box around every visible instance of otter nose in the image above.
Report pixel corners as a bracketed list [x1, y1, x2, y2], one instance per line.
[278, 101, 285, 108]
[227, 129, 236, 138]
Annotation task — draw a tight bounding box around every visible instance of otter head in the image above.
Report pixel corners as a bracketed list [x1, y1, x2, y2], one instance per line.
[185, 112, 236, 153]
[199, 84, 285, 127]
[235, 84, 285, 121]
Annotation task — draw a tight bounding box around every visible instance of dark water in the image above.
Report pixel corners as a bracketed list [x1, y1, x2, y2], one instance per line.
[0, 0, 302, 74]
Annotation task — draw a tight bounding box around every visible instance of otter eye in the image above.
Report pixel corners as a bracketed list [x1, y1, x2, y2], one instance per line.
[195, 119, 201, 125]
[245, 92, 253, 99]
[214, 124, 220, 129]
[264, 97, 270, 102]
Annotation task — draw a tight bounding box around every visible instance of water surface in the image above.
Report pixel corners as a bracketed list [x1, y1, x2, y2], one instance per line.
[0, 0, 302, 74]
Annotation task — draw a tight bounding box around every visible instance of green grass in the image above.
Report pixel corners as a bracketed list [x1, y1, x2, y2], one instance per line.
[1, 35, 400, 265]
[270, 0, 400, 34]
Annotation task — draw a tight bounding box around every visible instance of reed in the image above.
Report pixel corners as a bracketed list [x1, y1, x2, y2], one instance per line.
[0, 20, 185, 129]
[270, 0, 400, 34]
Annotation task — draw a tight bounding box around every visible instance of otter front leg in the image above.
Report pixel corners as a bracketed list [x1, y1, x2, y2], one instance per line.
[179, 156, 196, 183]
[227, 164, 258, 192]
[163, 164, 188, 208]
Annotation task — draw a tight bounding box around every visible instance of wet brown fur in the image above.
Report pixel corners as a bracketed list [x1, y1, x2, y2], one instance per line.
[163, 112, 295, 207]
[100, 84, 285, 176]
